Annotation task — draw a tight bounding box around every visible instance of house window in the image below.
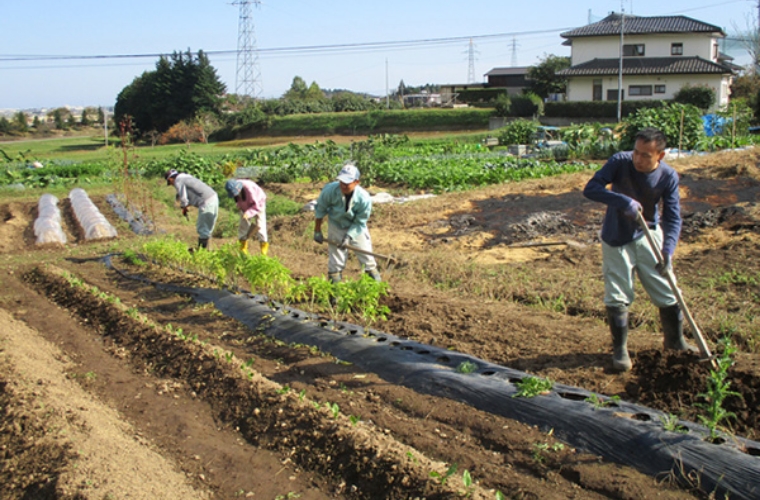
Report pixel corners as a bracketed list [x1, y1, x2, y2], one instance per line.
[671, 43, 683, 56]
[623, 44, 645, 57]
[713, 43, 719, 60]
[607, 89, 624, 101]
[654, 85, 666, 94]
[628, 85, 653, 96]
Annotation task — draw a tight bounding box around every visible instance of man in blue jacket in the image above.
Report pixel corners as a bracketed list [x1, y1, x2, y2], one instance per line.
[313, 164, 381, 283]
[583, 127, 696, 372]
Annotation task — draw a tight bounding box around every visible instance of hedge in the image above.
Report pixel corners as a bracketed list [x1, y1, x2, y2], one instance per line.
[455, 88, 508, 103]
[545, 100, 670, 118]
[234, 108, 494, 137]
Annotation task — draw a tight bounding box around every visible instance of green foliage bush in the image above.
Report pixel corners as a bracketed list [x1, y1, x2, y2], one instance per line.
[621, 102, 705, 150]
[674, 85, 716, 111]
[497, 119, 540, 146]
[0, 162, 109, 187]
[560, 123, 620, 160]
[510, 93, 544, 118]
[494, 94, 511, 117]
[142, 150, 226, 186]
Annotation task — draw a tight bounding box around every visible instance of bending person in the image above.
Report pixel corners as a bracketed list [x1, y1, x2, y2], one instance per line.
[224, 179, 268, 256]
[165, 169, 218, 250]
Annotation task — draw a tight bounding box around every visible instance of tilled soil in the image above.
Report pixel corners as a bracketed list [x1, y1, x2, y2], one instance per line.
[2, 148, 760, 499]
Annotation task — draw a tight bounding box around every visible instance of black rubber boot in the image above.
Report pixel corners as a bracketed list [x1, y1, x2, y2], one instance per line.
[328, 272, 342, 284]
[198, 238, 209, 249]
[365, 269, 382, 282]
[328, 272, 341, 307]
[660, 305, 698, 352]
[606, 305, 632, 372]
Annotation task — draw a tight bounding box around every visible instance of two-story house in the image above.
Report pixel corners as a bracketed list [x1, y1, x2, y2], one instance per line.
[556, 13, 736, 109]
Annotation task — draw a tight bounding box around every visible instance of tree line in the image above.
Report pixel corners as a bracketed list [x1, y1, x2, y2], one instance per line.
[0, 107, 107, 137]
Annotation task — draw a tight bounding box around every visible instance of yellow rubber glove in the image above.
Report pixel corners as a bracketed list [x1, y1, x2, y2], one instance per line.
[260, 241, 269, 256]
[238, 239, 249, 254]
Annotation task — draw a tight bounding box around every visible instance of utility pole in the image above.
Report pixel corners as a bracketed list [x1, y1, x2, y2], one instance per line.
[233, 0, 262, 100]
[510, 36, 519, 67]
[467, 39, 477, 83]
[385, 58, 389, 109]
[617, 4, 625, 122]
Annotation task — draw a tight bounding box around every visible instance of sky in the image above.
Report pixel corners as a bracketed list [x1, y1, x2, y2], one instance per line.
[0, 0, 756, 110]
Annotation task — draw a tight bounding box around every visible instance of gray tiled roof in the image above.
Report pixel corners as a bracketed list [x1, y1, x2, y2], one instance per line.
[484, 67, 530, 76]
[561, 13, 725, 38]
[556, 57, 733, 76]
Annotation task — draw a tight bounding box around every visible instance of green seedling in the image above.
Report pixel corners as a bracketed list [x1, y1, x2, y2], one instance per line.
[298, 389, 306, 401]
[456, 360, 478, 374]
[462, 469, 474, 497]
[696, 337, 741, 439]
[513, 376, 553, 398]
[406, 451, 418, 464]
[275, 385, 291, 395]
[328, 402, 340, 419]
[532, 442, 565, 463]
[585, 393, 620, 409]
[121, 249, 146, 266]
[274, 493, 301, 500]
[660, 413, 689, 434]
[349, 415, 360, 426]
[429, 463, 458, 486]
[495, 492, 506, 500]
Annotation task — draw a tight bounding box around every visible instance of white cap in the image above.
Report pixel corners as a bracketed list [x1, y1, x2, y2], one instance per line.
[336, 164, 360, 184]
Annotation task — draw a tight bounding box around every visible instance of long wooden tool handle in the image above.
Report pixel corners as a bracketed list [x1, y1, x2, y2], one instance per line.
[326, 238, 398, 262]
[635, 212, 716, 367]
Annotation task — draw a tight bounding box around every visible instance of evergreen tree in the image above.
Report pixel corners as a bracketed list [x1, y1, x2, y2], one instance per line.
[13, 112, 28, 133]
[51, 109, 65, 130]
[80, 108, 90, 126]
[0, 117, 11, 134]
[114, 49, 226, 137]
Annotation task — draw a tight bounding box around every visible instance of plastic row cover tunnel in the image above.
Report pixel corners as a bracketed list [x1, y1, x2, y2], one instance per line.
[34, 194, 66, 245]
[102, 256, 760, 500]
[69, 188, 117, 240]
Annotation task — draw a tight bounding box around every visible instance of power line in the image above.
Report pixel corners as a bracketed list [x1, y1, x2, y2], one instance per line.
[0, 27, 574, 65]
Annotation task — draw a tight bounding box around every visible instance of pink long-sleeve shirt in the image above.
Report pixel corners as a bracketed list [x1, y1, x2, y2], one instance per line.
[235, 179, 267, 219]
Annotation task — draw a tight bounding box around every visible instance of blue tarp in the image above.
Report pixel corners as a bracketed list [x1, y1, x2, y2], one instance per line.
[703, 113, 727, 137]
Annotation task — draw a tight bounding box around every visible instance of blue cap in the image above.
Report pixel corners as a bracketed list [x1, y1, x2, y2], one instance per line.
[225, 179, 243, 198]
[336, 164, 360, 184]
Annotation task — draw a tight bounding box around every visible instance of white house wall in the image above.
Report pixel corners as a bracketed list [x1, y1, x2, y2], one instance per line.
[570, 33, 717, 65]
[567, 74, 730, 109]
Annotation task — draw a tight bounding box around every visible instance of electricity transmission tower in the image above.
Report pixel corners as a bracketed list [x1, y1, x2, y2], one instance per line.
[233, 0, 262, 99]
[467, 39, 477, 83]
[510, 36, 520, 67]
